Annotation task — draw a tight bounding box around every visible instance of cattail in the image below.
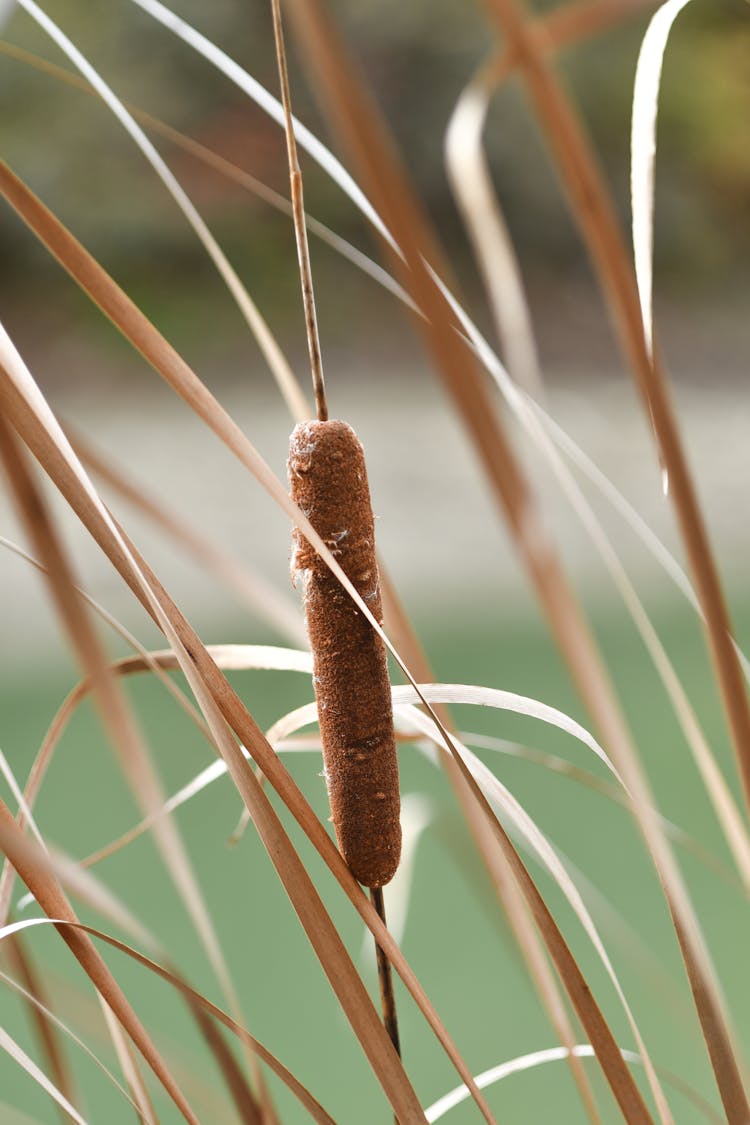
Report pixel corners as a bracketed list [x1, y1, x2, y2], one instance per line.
[289, 419, 401, 888]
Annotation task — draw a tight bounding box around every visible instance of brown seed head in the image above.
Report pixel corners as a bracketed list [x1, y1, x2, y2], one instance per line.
[289, 419, 401, 887]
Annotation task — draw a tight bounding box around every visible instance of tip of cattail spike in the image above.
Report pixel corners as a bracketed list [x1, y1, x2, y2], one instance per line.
[289, 420, 401, 888]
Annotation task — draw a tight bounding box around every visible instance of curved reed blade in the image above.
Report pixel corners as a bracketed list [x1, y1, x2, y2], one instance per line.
[424, 1045, 724, 1125]
[4, 933, 79, 1121]
[0, 323, 489, 1121]
[0, 1023, 87, 1125]
[0, 395, 269, 1114]
[0, 966, 140, 1116]
[0, 914, 335, 1124]
[477, 0, 750, 840]
[14, 0, 307, 424]
[631, 0, 695, 361]
[0, 801, 198, 1123]
[0, 84, 659, 1125]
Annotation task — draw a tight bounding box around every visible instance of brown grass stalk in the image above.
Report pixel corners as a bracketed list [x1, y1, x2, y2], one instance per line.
[377, 578, 602, 1122]
[0, 800, 197, 1121]
[190, 1003, 264, 1125]
[0, 114, 647, 1125]
[0, 898, 338, 1122]
[0, 345, 490, 1119]
[276, 4, 750, 1120]
[4, 930, 79, 1123]
[478, 0, 750, 828]
[0, 354, 273, 1116]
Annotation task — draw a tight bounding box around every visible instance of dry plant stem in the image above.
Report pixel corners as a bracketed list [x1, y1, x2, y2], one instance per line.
[0, 894, 338, 1122]
[0, 382, 269, 1111]
[0, 813, 197, 1120]
[447, 32, 750, 896]
[378, 574, 602, 1123]
[372, 887, 401, 1125]
[99, 999, 158, 1125]
[190, 1004, 263, 1125]
[0, 132, 643, 1125]
[270, 0, 328, 421]
[0, 164, 652, 1121]
[278, 6, 749, 1121]
[479, 0, 750, 821]
[477, 1, 750, 1115]
[0, 356, 492, 1121]
[371, 887, 401, 1062]
[5, 930, 78, 1122]
[0, 395, 269, 1118]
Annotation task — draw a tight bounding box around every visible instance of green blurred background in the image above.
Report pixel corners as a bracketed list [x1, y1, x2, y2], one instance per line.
[1, 0, 749, 1121]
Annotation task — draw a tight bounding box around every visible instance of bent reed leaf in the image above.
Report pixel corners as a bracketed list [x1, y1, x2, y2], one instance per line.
[0, 917, 336, 1125]
[0, 320, 488, 1121]
[0, 73, 656, 1125]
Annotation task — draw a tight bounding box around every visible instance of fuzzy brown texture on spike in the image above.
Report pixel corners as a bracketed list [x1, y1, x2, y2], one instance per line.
[289, 420, 401, 887]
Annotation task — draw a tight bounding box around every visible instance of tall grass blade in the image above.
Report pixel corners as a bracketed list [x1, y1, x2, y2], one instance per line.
[479, 0, 750, 847]
[0, 401, 268, 1110]
[0, 804, 198, 1122]
[425, 1045, 723, 1124]
[0, 318, 492, 1121]
[0, 1024, 88, 1125]
[4, 934, 80, 1122]
[15, 0, 307, 423]
[631, 0, 693, 359]
[0, 965, 139, 1115]
[0, 918, 336, 1124]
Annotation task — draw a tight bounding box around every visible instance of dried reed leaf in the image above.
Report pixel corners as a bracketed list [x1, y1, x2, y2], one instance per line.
[0, 917, 335, 1125]
[459, 732, 745, 895]
[472, 1, 750, 1112]
[631, 0, 693, 359]
[449, 307, 750, 889]
[442, 0, 750, 895]
[99, 1000, 158, 1125]
[479, 0, 750, 850]
[0, 322, 489, 1121]
[15, 0, 306, 424]
[446, 70, 543, 400]
[4, 935, 80, 1120]
[0, 406, 267, 1113]
[0, 804, 198, 1123]
[425, 1045, 723, 1125]
[0, 1024, 87, 1125]
[0, 965, 138, 1115]
[190, 1003, 263, 1125]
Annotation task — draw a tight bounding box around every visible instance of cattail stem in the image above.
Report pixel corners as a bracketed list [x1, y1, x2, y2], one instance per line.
[289, 420, 403, 1095]
[270, 0, 328, 421]
[370, 886, 401, 1060]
